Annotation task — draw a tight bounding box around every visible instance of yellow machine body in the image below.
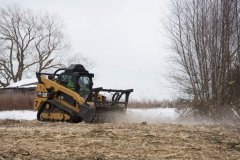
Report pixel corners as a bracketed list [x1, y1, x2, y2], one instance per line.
[33, 64, 133, 123]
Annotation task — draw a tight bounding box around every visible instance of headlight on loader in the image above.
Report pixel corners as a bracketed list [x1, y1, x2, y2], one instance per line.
[37, 92, 48, 98]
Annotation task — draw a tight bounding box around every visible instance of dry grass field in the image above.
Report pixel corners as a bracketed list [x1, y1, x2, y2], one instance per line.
[0, 119, 240, 160]
[0, 94, 240, 159]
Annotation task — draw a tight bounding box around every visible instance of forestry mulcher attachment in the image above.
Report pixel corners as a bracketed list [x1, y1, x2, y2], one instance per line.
[33, 64, 133, 123]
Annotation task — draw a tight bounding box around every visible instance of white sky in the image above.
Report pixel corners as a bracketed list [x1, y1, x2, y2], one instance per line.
[0, 0, 174, 100]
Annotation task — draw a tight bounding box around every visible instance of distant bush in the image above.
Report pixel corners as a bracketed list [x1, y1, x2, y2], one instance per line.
[128, 99, 177, 109]
[0, 93, 35, 111]
[0, 93, 177, 111]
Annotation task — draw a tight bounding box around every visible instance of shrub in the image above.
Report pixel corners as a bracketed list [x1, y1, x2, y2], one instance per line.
[128, 99, 177, 109]
[0, 93, 35, 111]
[0, 93, 177, 111]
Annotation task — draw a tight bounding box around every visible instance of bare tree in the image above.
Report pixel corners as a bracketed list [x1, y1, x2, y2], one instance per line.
[164, 0, 240, 121]
[0, 4, 70, 87]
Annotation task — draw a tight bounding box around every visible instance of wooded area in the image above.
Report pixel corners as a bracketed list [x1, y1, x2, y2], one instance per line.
[0, 4, 95, 88]
[165, 0, 240, 121]
[0, 4, 70, 87]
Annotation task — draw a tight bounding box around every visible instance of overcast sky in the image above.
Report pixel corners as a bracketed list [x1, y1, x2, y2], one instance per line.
[0, 0, 174, 100]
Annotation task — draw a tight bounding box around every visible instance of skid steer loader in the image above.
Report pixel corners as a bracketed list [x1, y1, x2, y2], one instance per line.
[33, 64, 133, 123]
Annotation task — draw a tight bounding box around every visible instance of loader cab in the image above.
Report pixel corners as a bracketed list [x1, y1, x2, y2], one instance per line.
[58, 64, 94, 100]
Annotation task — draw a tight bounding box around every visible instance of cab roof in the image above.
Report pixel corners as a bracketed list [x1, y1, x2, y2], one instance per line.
[65, 64, 89, 73]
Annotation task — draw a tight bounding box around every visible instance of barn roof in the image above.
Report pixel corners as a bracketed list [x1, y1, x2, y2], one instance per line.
[6, 78, 38, 88]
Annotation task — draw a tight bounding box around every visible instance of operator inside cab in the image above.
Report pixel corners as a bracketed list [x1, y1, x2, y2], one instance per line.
[78, 76, 91, 100]
[63, 74, 91, 100]
[66, 76, 74, 90]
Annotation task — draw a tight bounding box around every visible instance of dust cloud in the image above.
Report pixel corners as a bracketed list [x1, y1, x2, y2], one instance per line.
[94, 108, 239, 126]
[95, 108, 178, 124]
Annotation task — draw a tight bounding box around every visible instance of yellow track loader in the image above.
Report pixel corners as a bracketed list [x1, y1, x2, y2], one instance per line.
[33, 64, 133, 123]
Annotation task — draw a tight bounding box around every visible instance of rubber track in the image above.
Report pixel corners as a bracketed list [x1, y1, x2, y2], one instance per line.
[37, 100, 82, 123]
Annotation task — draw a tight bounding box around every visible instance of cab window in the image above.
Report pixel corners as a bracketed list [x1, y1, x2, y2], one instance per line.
[78, 76, 91, 100]
[59, 74, 73, 89]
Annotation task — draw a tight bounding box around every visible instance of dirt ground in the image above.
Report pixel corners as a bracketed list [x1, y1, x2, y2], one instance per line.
[0, 120, 240, 160]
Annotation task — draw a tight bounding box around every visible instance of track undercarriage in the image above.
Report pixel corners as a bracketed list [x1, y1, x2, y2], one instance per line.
[37, 100, 95, 123]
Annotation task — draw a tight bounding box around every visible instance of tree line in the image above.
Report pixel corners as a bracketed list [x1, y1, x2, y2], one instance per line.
[0, 4, 95, 87]
[165, 0, 240, 121]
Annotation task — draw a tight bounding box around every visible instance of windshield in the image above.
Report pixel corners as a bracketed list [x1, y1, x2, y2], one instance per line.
[78, 76, 91, 100]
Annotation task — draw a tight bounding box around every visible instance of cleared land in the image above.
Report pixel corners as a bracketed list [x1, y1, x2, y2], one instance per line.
[0, 119, 240, 159]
